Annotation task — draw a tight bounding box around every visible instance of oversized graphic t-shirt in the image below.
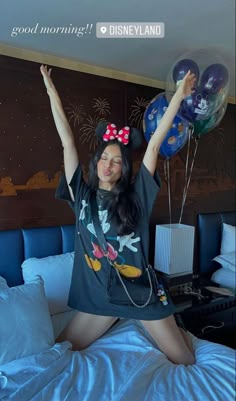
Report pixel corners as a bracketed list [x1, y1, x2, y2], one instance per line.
[55, 163, 175, 320]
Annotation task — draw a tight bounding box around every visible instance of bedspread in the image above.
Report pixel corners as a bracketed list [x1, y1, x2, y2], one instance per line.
[0, 319, 235, 401]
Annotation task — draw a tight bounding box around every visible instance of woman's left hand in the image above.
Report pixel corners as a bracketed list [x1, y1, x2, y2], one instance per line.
[176, 70, 196, 100]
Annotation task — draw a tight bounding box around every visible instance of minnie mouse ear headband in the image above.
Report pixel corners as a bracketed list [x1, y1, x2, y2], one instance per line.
[95, 121, 143, 150]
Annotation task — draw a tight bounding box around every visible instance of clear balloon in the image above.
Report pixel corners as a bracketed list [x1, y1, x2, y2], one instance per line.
[143, 92, 192, 159]
[192, 101, 227, 138]
[166, 50, 230, 123]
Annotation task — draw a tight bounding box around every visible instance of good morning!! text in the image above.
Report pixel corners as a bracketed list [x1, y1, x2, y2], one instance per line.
[11, 23, 93, 38]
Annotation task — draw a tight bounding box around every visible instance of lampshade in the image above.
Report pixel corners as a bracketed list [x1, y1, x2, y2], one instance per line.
[154, 224, 195, 276]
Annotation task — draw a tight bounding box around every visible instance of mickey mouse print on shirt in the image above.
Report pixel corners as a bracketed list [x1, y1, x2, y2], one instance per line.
[79, 198, 142, 278]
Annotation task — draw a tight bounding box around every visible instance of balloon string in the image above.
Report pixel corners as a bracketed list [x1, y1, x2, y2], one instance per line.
[165, 158, 172, 224]
[179, 138, 199, 223]
[184, 128, 192, 191]
[179, 127, 192, 223]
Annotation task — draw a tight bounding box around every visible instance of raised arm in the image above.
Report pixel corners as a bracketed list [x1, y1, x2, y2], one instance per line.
[143, 71, 196, 176]
[40, 65, 79, 200]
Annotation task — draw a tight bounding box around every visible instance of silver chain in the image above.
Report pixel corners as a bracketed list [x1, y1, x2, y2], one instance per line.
[111, 263, 153, 308]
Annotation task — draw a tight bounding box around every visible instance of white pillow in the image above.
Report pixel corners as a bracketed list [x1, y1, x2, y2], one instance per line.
[0, 276, 54, 365]
[22, 252, 74, 315]
[211, 268, 236, 291]
[213, 251, 236, 272]
[0, 276, 8, 290]
[220, 223, 236, 255]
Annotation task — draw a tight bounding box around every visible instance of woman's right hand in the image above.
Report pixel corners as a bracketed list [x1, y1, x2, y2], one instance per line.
[175, 70, 196, 100]
[40, 64, 79, 197]
[40, 65, 55, 93]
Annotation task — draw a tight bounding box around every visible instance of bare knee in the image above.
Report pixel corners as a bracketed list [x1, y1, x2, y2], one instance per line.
[141, 316, 195, 366]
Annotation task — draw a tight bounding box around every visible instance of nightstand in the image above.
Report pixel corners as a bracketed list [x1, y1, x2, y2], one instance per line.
[171, 280, 236, 348]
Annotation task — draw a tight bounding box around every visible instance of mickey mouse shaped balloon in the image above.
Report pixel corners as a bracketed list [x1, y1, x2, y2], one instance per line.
[166, 50, 230, 137]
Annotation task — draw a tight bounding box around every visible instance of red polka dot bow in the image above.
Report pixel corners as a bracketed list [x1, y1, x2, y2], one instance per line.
[103, 123, 130, 145]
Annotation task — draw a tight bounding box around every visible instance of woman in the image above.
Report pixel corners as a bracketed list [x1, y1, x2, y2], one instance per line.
[40, 65, 196, 365]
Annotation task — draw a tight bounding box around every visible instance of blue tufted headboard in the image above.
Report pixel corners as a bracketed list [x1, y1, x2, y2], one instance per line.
[197, 211, 236, 277]
[1, 213, 235, 286]
[0, 225, 75, 287]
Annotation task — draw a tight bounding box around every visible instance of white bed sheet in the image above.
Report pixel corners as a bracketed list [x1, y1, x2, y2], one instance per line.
[0, 319, 235, 401]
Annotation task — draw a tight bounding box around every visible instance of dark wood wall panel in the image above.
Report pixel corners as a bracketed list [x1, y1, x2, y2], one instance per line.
[0, 55, 235, 241]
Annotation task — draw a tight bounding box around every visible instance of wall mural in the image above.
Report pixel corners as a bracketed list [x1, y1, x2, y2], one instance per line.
[128, 97, 149, 130]
[0, 91, 151, 196]
[1, 118, 234, 198]
[0, 171, 61, 196]
[0, 55, 235, 230]
[66, 97, 111, 151]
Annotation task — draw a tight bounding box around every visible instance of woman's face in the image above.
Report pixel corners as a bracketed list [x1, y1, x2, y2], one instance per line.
[97, 144, 122, 190]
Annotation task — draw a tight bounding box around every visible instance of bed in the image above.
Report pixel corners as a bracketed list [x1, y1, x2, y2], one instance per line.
[0, 218, 235, 401]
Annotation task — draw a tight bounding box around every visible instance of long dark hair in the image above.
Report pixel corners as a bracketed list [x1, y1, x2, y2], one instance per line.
[88, 140, 142, 235]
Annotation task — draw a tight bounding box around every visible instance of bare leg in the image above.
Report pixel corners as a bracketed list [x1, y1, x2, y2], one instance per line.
[57, 311, 118, 350]
[179, 327, 194, 355]
[140, 315, 195, 365]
